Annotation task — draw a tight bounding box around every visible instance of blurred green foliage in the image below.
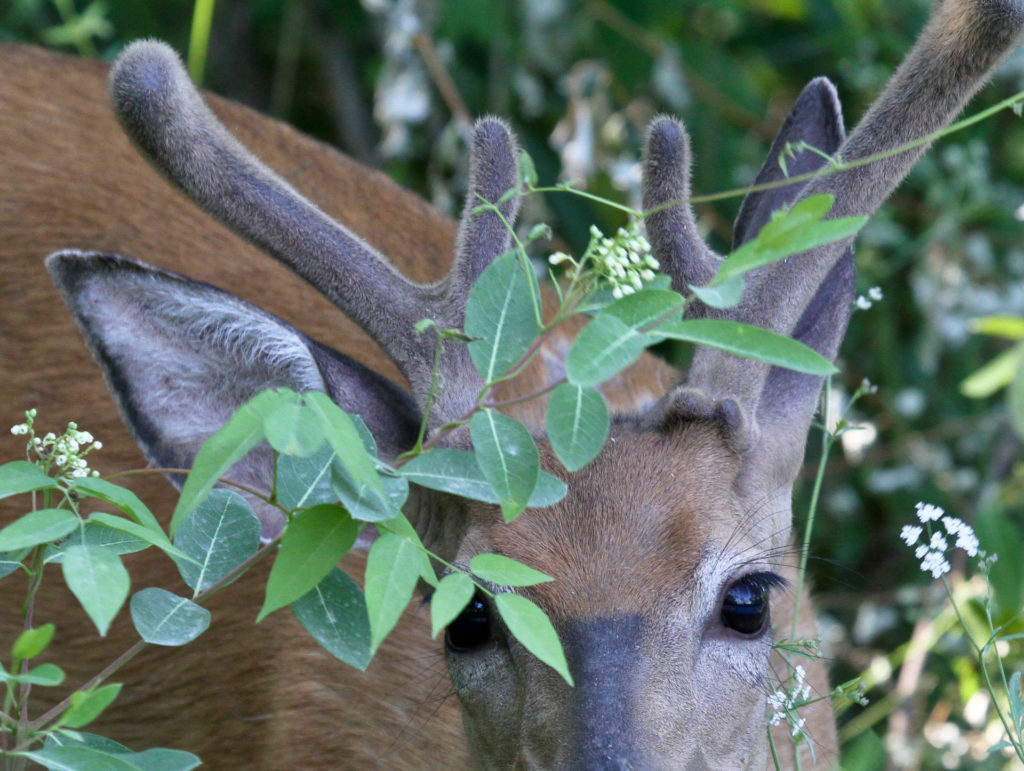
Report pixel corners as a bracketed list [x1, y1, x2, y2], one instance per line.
[4, 0, 1024, 765]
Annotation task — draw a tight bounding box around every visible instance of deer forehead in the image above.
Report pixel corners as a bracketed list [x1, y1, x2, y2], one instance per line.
[463, 422, 758, 619]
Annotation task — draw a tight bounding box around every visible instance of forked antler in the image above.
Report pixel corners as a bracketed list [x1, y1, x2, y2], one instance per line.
[110, 41, 520, 429]
[643, 0, 1024, 475]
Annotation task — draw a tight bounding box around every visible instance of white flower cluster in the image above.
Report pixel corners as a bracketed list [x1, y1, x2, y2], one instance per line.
[901, 501, 985, 579]
[854, 286, 883, 311]
[767, 664, 811, 738]
[9, 410, 102, 479]
[549, 222, 660, 299]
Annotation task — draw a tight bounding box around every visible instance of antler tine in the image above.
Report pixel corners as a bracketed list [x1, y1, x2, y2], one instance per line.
[448, 118, 521, 305]
[641, 117, 721, 315]
[737, 0, 1024, 342]
[109, 41, 431, 377]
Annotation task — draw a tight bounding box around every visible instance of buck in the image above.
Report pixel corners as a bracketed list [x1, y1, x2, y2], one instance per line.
[1, 0, 1022, 767]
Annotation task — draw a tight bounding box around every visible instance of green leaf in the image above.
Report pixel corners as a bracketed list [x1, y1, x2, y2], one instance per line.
[59, 682, 123, 729]
[0, 460, 56, 499]
[69, 477, 162, 535]
[470, 554, 553, 587]
[688, 276, 746, 309]
[0, 550, 28, 579]
[2, 662, 65, 687]
[659, 319, 837, 375]
[276, 447, 337, 510]
[601, 288, 684, 332]
[715, 194, 867, 283]
[969, 315, 1024, 340]
[495, 593, 573, 685]
[519, 149, 539, 188]
[364, 533, 421, 653]
[292, 567, 372, 670]
[0, 508, 79, 552]
[13, 623, 55, 660]
[373, 515, 437, 588]
[546, 384, 609, 471]
[23, 746, 138, 771]
[174, 489, 260, 595]
[465, 250, 540, 382]
[961, 343, 1023, 398]
[85, 513, 191, 565]
[471, 410, 539, 522]
[61, 544, 129, 637]
[264, 399, 325, 458]
[332, 460, 408, 522]
[566, 314, 649, 388]
[258, 504, 357, 621]
[45, 522, 149, 564]
[130, 588, 210, 646]
[1008, 352, 1024, 439]
[430, 572, 475, 638]
[171, 389, 286, 534]
[400, 449, 563, 508]
[303, 392, 386, 508]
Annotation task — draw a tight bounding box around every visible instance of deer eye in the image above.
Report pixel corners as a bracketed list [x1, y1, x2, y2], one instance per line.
[720, 573, 784, 636]
[445, 593, 492, 652]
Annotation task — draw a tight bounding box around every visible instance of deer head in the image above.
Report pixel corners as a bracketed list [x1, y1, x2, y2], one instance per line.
[45, 1, 1024, 767]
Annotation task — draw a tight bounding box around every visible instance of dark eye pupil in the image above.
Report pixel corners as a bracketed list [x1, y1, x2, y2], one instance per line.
[445, 593, 492, 652]
[721, 579, 770, 635]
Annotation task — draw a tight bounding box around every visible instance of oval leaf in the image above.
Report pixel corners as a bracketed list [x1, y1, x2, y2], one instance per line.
[470, 410, 539, 522]
[430, 572, 476, 638]
[364, 533, 421, 653]
[264, 400, 325, 458]
[470, 554, 553, 587]
[566, 314, 649, 387]
[0, 508, 79, 552]
[465, 250, 540, 382]
[495, 593, 573, 685]
[277, 447, 337, 510]
[130, 587, 211, 646]
[258, 504, 358, 621]
[61, 544, 129, 637]
[292, 567, 371, 670]
[659, 319, 837, 375]
[60, 682, 123, 729]
[0, 461, 56, 499]
[174, 489, 260, 595]
[601, 288, 684, 331]
[12, 623, 55, 660]
[546, 384, 609, 471]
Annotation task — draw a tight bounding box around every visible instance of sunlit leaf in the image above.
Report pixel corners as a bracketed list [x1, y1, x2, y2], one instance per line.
[59, 683, 123, 729]
[12, 623, 55, 660]
[430, 572, 475, 638]
[364, 533, 421, 653]
[264, 399, 325, 458]
[258, 504, 357, 621]
[659, 319, 836, 375]
[470, 554, 553, 587]
[0, 461, 56, 499]
[960, 344, 1022, 398]
[495, 593, 573, 685]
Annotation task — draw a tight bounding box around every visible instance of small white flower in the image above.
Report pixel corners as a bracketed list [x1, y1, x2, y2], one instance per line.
[868, 286, 883, 301]
[955, 527, 979, 558]
[942, 516, 964, 535]
[855, 295, 873, 310]
[920, 550, 951, 578]
[915, 501, 944, 523]
[900, 525, 922, 546]
[548, 251, 571, 266]
[93, 441, 103, 450]
[915, 544, 929, 560]
[929, 532, 948, 552]
[791, 717, 807, 737]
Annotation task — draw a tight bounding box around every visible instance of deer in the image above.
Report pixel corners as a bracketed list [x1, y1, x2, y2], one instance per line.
[2, 0, 1022, 767]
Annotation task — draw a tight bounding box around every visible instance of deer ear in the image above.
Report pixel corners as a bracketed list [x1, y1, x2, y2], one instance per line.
[46, 250, 420, 537]
[733, 77, 845, 247]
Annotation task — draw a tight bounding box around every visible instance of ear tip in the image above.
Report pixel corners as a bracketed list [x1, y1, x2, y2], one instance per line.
[643, 114, 690, 169]
[799, 76, 844, 122]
